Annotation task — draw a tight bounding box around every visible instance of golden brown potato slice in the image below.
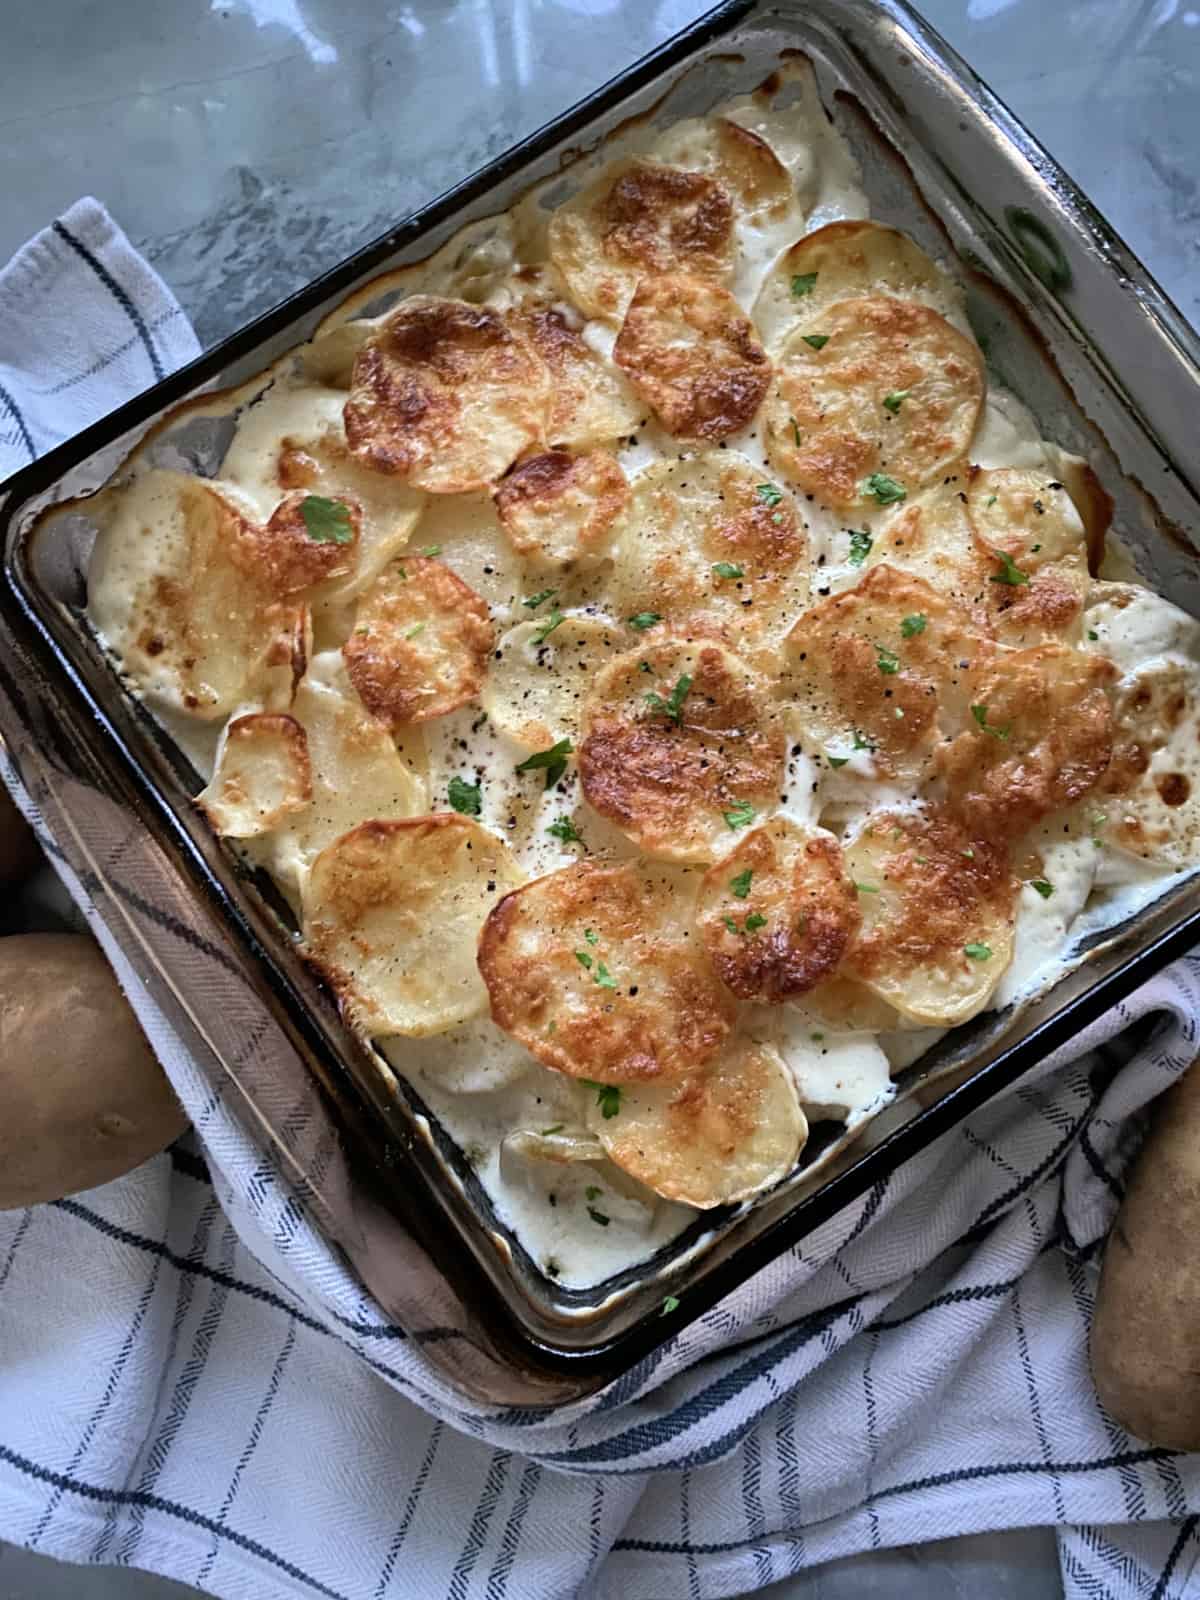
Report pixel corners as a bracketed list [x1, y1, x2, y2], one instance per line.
[242, 491, 361, 594]
[304, 815, 523, 1037]
[842, 809, 1017, 1026]
[864, 477, 992, 612]
[762, 296, 985, 510]
[343, 297, 549, 492]
[197, 713, 312, 838]
[752, 220, 962, 353]
[589, 1037, 807, 1207]
[87, 469, 309, 722]
[652, 115, 795, 231]
[512, 302, 644, 448]
[480, 615, 626, 751]
[607, 451, 809, 661]
[579, 638, 787, 863]
[967, 466, 1089, 644]
[696, 819, 859, 1002]
[342, 555, 493, 729]
[1100, 659, 1200, 870]
[478, 860, 735, 1082]
[493, 449, 629, 567]
[797, 974, 905, 1034]
[937, 642, 1116, 837]
[547, 157, 735, 324]
[613, 274, 771, 441]
[783, 564, 989, 785]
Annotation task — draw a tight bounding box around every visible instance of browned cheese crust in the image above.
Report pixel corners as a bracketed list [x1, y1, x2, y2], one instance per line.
[696, 820, 859, 1002]
[937, 641, 1116, 836]
[343, 297, 548, 491]
[493, 448, 630, 566]
[613, 273, 771, 441]
[578, 638, 787, 862]
[763, 295, 984, 509]
[233, 490, 362, 594]
[512, 303, 643, 448]
[342, 555, 494, 728]
[477, 861, 734, 1082]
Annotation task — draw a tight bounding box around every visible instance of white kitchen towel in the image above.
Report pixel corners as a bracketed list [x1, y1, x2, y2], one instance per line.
[2, 201, 1200, 1600]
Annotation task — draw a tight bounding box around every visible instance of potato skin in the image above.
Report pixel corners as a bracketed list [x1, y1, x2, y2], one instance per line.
[0, 784, 40, 885]
[1091, 1060, 1200, 1449]
[0, 934, 187, 1209]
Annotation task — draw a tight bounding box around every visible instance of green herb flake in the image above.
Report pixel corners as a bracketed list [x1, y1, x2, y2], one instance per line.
[645, 673, 693, 724]
[627, 611, 662, 631]
[582, 1080, 621, 1120]
[790, 272, 818, 298]
[584, 927, 599, 945]
[970, 703, 1011, 740]
[587, 1207, 611, 1227]
[522, 587, 558, 610]
[533, 608, 565, 644]
[393, 563, 408, 581]
[585, 1185, 602, 1202]
[964, 941, 992, 960]
[540, 1125, 564, 1136]
[875, 644, 900, 675]
[729, 868, 753, 900]
[447, 777, 482, 816]
[989, 550, 1030, 587]
[404, 622, 425, 640]
[300, 495, 354, 545]
[848, 529, 873, 567]
[791, 417, 802, 447]
[853, 730, 875, 751]
[421, 543, 442, 556]
[802, 333, 830, 350]
[901, 613, 927, 638]
[744, 912, 767, 932]
[985, 494, 998, 508]
[1030, 879, 1054, 899]
[811, 1031, 825, 1042]
[1087, 629, 1099, 641]
[723, 800, 757, 831]
[547, 815, 583, 844]
[516, 737, 574, 790]
[661, 1295, 680, 1316]
[723, 915, 740, 934]
[853, 880, 880, 894]
[575, 950, 593, 971]
[756, 482, 783, 507]
[826, 754, 850, 768]
[882, 389, 910, 414]
[594, 961, 618, 990]
[863, 472, 907, 506]
[712, 561, 745, 580]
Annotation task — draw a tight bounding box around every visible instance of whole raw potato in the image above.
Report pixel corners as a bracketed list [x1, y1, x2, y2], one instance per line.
[0, 934, 189, 1209]
[0, 782, 39, 885]
[1091, 1057, 1200, 1449]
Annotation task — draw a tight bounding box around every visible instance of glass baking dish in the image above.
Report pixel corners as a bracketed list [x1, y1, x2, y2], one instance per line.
[3, 0, 1199, 1407]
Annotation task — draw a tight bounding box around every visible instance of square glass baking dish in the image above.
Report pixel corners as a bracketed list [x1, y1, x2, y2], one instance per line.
[3, 0, 1200, 1407]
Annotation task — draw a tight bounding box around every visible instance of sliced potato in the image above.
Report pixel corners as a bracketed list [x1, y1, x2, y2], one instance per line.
[87, 470, 310, 722]
[547, 157, 735, 324]
[578, 638, 787, 863]
[1101, 659, 1200, 870]
[478, 860, 735, 1082]
[513, 301, 643, 448]
[481, 615, 626, 751]
[752, 220, 962, 353]
[382, 1015, 535, 1095]
[412, 491, 525, 611]
[589, 1037, 807, 1208]
[652, 115, 794, 232]
[783, 564, 989, 786]
[762, 296, 984, 510]
[493, 449, 629, 567]
[938, 641, 1116, 837]
[613, 273, 771, 441]
[502, 1128, 605, 1167]
[865, 476, 993, 611]
[197, 713, 312, 838]
[304, 815, 523, 1037]
[967, 466, 1088, 644]
[607, 451, 809, 660]
[795, 974, 905, 1034]
[343, 297, 549, 492]
[842, 808, 1017, 1026]
[696, 819, 859, 1002]
[342, 555, 494, 728]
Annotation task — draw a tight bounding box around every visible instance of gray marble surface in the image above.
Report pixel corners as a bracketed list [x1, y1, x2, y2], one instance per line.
[2, 0, 1198, 1595]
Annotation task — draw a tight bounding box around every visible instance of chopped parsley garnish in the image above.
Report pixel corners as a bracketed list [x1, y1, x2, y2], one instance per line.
[582, 1081, 621, 1120]
[848, 529, 873, 566]
[901, 613, 927, 638]
[853, 729, 875, 750]
[756, 482, 783, 507]
[587, 1207, 611, 1227]
[516, 737, 573, 789]
[576, 951, 617, 989]
[791, 417, 802, 447]
[723, 915, 739, 934]
[540, 1125, 564, 1136]
[300, 495, 354, 545]
[989, 550, 1030, 586]
[729, 868, 753, 899]
[575, 951, 593, 970]
[863, 472, 906, 505]
[645, 673, 692, 723]
[404, 623, 425, 640]
[971, 703, 1011, 740]
[964, 942, 992, 960]
[1030, 879, 1054, 899]
[584, 928, 599, 945]
[547, 815, 583, 844]
[852, 880, 880, 894]
[712, 561, 745, 580]
[421, 543, 442, 556]
[447, 777, 482, 816]
[523, 587, 558, 610]
[745, 912, 767, 932]
[802, 333, 830, 350]
[875, 644, 900, 675]
[532, 608, 565, 644]
[723, 800, 757, 831]
[1087, 629, 1099, 641]
[790, 272, 818, 298]
[826, 755, 850, 768]
[585, 1185, 602, 1201]
[661, 1295, 680, 1316]
[393, 563, 408, 580]
[1091, 811, 1108, 844]
[882, 389, 909, 414]
[985, 494, 998, 508]
[627, 611, 662, 631]
[811, 1031, 825, 1042]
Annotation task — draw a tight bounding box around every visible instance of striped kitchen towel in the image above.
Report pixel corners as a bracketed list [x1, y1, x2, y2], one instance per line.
[3, 201, 1200, 1600]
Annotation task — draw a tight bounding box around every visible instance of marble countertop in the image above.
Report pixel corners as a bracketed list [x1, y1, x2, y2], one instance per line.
[2, 2, 1197, 1595]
